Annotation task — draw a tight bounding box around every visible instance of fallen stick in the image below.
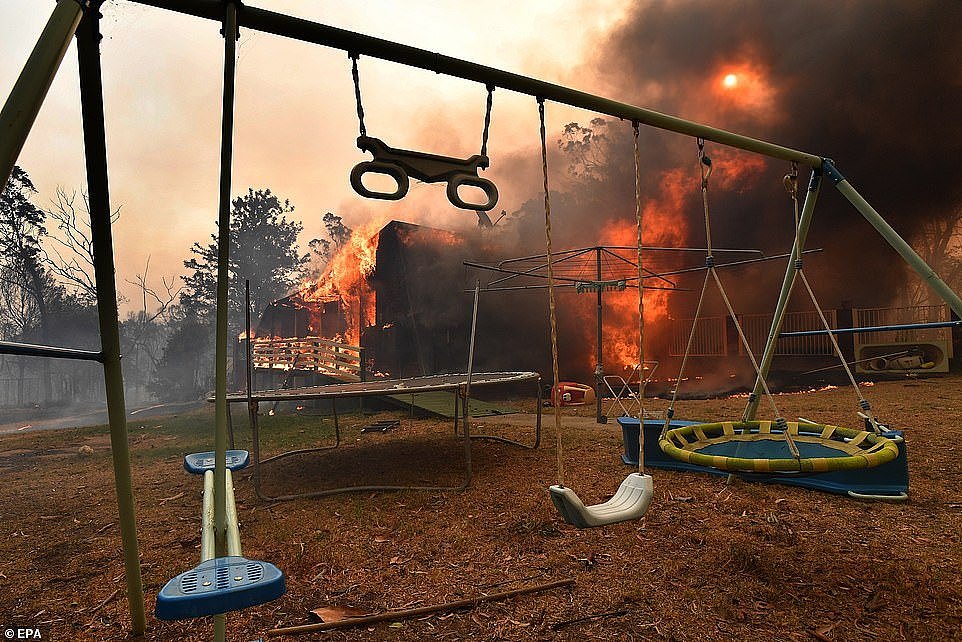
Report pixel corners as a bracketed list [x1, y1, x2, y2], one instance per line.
[552, 608, 628, 629]
[90, 588, 120, 614]
[266, 578, 575, 637]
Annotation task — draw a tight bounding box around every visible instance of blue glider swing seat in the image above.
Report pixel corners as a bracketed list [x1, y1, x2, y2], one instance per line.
[155, 450, 285, 621]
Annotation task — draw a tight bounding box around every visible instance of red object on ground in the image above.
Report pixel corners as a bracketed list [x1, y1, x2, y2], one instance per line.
[551, 381, 596, 406]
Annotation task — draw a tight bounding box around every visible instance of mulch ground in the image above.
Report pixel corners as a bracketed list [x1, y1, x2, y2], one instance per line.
[0, 375, 960, 641]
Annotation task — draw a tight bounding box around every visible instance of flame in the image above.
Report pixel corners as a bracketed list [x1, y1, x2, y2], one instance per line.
[299, 219, 386, 344]
[398, 225, 464, 248]
[572, 171, 692, 372]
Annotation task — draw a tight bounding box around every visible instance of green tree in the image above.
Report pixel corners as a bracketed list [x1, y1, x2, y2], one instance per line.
[308, 212, 352, 268]
[558, 118, 614, 182]
[0, 166, 55, 401]
[148, 310, 212, 402]
[0, 166, 49, 332]
[180, 188, 308, 330]
[155, 188, 307, 401]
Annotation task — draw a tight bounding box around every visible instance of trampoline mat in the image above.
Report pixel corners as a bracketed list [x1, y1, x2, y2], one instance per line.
[697, 438, 852, 460]
[223, 371, 539, 402]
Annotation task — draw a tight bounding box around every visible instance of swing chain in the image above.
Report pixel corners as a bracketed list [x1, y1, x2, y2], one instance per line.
[697, 138, 712, 187]
[697, 138, 714, 261]
[784, 162, 799, 199]
[538, 96, 564, 487]
[632, 119, 646, 473]
[348, 52, 366, 137]
[480, 84, 495, 158]
[787, 162, 802, 271]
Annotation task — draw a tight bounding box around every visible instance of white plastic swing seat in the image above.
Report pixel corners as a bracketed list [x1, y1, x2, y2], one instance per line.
[549, 473, 654, 529]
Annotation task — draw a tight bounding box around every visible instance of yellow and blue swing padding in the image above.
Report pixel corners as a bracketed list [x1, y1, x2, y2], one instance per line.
[658, 420, 900, 473]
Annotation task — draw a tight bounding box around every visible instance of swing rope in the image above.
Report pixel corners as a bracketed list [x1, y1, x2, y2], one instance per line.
[480, 85, 494, 158]
[545, 107, 655, 529]
[632, 121, 646, 474]
[538, 98, 564, 488]
[348, 52, 366, 137]
[783, 166, 883, 433]
[662, 140, 800, 459]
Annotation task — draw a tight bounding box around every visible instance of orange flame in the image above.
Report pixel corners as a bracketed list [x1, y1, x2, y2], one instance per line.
[558, 168, 695, 373]
[299, 219, 385, 344]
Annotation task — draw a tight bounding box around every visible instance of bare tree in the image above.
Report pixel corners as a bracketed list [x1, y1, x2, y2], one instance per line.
[903, 205, 962, 311]
[121, 257, 181, 404]
[42, 187, 120, 304]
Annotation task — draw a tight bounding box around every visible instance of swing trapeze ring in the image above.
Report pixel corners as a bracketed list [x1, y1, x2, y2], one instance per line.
[659, 420, 899, 473]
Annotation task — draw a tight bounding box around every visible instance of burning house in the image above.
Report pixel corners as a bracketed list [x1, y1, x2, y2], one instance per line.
[250, 220, 488, 385]
[245, 216, 957, 397]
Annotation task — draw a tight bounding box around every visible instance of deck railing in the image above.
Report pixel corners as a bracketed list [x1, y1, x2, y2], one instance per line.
[250, 336, 365, 382]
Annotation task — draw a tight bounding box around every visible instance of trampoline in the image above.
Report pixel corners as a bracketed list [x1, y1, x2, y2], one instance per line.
[659, 420, 900, 474]
[217, 371, 542, 501]
[659, 421, 898, 473]
[621, 417, 908, 500]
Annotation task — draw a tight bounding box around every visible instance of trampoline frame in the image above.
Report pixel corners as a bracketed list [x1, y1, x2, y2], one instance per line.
[218, 371, 542, 501]
[659, 420, 900, 474]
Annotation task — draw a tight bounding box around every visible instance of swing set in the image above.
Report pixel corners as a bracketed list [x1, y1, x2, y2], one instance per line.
[4, 0, 962, 635]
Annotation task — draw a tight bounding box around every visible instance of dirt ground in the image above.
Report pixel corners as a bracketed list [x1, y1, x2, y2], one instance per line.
[0, 375, 960, 641]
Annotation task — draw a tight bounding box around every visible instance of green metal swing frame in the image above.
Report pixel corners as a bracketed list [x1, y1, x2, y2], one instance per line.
[3, 0, 962, 635]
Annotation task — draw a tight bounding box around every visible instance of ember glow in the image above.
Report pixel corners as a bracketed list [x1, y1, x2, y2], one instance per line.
[708, 61, 781, 125]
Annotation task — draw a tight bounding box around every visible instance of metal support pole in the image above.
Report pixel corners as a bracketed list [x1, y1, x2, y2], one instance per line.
[595, 248, 605, 424]
[781, 320, 962, 337]
[824, 160, 962, 319]
[743, 169, 822, 421]
[462, 281, 481, 485]
[214, 1, 238, 582]
[0, 0, 85, 188]
[75, 3, 146, 634]
[0, 340, 102, 361]
[211, 6, 238, 636]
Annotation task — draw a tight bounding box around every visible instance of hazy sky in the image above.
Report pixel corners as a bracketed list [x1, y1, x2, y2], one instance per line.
[5, 1, 960, 319]
[1, 0, 626, 312]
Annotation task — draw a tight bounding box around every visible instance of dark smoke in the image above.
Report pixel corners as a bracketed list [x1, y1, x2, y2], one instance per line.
[317, 3, 962, 388]
[587, 0, 962, 306]
[463, 1, 962, 385]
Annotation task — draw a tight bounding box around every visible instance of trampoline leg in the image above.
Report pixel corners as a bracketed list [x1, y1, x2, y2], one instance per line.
[332, 398, 339, 443]
[534, 376, 543, 449]
[252, 402, 269, 502]
[453, 386, 459, 435]
[459, 385, 473, 490]
[226, 403, 235, 450]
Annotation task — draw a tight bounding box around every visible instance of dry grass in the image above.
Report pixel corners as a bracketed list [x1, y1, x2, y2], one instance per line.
[0, 375, 961, 640]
